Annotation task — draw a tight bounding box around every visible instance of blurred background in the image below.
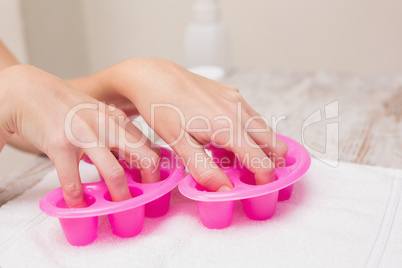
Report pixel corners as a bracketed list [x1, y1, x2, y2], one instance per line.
[1, 0, 402, 179]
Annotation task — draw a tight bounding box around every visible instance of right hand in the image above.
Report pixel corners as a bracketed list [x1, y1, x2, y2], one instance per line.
[0, 65, 160, 207]
[92, 58, 288, 191]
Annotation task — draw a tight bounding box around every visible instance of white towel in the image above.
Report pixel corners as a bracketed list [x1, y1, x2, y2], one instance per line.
[0, 159, 401, 268]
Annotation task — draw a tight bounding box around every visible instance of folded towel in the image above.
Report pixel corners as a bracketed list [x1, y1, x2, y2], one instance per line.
[0, 159, 401, 268]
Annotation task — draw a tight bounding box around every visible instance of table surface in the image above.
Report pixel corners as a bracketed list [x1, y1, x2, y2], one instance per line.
[1, 70, 401, 206]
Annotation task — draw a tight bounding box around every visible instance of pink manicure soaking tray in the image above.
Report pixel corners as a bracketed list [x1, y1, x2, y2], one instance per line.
[39, 135, 310, 246]
[178, 135, 311, 229]
[39, 147, 185, 246]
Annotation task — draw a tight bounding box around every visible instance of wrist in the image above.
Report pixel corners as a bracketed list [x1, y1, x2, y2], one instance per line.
[106, 57, 183, 97]
[92, 62, 143, 112]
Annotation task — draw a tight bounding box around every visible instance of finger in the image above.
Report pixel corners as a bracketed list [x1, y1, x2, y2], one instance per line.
[241, 106, 288, 167]
[85, 147, 131, 202]
[53, 153, 87, 208]
[244, 114, 288, 167]
[215, 129, 276, 185]
[173, 133, 233, 192]
[111, 114, 161, 183]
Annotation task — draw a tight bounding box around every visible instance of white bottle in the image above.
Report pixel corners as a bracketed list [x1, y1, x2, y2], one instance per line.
[184, 0, 231, 81]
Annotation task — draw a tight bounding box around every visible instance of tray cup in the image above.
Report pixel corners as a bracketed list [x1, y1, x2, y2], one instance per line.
[145, 192, 171, 218]
[59, 216, 99, 246]
[56, 194, 98, 246]
[241, 191, 279, 220]
[105, 187, 145, 238]
[197, 200, 235, 229]
[278, 184, 294, 201]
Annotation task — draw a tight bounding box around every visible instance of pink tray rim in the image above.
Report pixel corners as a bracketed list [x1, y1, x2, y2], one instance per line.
[39, 147, 185, 218]
[178, 135, 311, 202]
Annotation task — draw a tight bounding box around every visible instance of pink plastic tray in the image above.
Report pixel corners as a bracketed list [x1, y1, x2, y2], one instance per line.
[39, 147, 185, 246]
[178, 135, 311, 229]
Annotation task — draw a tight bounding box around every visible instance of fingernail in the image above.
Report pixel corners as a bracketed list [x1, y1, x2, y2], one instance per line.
[217, 185, 232, 192]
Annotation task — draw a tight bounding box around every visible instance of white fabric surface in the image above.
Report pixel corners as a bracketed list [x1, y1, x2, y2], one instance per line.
[0, 159, 401, 268]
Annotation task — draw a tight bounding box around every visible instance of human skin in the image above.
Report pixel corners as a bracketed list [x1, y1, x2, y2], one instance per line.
[0, 64, 160, 208]
[69, 58, 288, 191]
[1, 40, 288, 204]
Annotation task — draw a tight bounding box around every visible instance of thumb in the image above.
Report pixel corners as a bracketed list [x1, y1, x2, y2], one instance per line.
[172, 134, 233, 192]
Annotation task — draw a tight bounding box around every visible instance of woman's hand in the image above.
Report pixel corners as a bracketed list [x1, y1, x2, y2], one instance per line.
[76, 58, 288, 192]
[0, 64, 160, 207]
